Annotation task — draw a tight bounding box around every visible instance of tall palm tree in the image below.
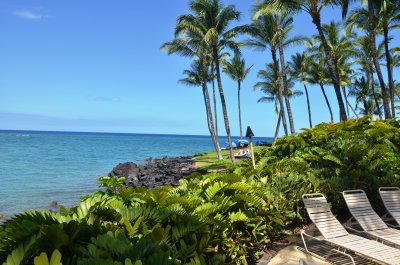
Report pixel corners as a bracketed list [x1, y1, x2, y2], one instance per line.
[311, 21, 356, 119]
[255, 0, 348, 121]
[338, 58, 359, 118]
[348, 76, 374, 115]
[210, 62, 218, 138]
[254, 64, 281, 141]
[322, 22, 356, 117]
[288, 52, 312, 128]
[350, 33, 385, 119]
[176, 0, 241, 163]
[276, 14, 296, 134]
[236, 14, 288, 135]
[308, 59, 334, 122]
[251, 6, 301, 134]
[161, 37, 223, 160]
[222, 53, 253, 139]
[377, 0, 400, 118]
[179, 61, 223, 160]
[254, 63, 302, 141]
[346, 1, 392, 118]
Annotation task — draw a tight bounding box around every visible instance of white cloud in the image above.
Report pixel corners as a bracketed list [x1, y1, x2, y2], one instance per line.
[13, 10, 44, 20]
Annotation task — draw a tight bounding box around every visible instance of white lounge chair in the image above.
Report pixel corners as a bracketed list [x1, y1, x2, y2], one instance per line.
[342, 190, 400, 248]
[302, 193, 400, 265]
[380, 187, 400, 228]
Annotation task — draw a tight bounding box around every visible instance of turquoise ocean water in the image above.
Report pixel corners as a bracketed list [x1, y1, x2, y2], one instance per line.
[0, 130, 271, 218]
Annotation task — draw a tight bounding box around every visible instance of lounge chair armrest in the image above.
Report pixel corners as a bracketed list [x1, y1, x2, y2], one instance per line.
[343, 224, 365, 235]
[301, 230, 355, 265]
[327, 249, 355, 265]
[301, 230, 319, 253]
[386, 222, 400, 229]
[343, 224, 382, 242]
[381, 212, 400, 228]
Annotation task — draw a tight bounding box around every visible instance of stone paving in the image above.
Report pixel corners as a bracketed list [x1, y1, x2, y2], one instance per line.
[256, 245, 330, 265]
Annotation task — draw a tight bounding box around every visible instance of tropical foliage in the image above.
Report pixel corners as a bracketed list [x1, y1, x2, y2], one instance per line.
[2, 0, 400, 263]
[237, 117, 400, 212]
[0, 171, 312, 264]
[162, 0, 400, 166]
[2, 118, 400, 264]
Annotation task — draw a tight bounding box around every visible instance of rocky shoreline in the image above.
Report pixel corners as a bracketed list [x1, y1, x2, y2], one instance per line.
[108, 156, 203, 189]
[0, 156, 201, 221]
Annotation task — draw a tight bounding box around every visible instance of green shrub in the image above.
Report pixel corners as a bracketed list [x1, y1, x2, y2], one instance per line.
[237, 117, 400, 214]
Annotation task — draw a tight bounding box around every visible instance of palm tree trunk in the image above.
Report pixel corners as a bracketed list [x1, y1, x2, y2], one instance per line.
[363, 96, 369, 114]
[278, 95, 288, 136]
[367, 0, 391, 119]
[212, 63, 219, 136]
[238, 81, 243, 139]
[343, 87, 359, 118]
[311, 13, 347, 121]
[274, 108, 282, 142]
[341, 85, 351, 117]
[213, 45, 235, 164]
[271, 47, 288, 136]
[202, 83, 222, 160]
[320, 83, 334, 122]
[383, 25, 396, 118]
[304, 84, 312, 128]
[277, 17, 295, 134]
[368, 66, 382, 119]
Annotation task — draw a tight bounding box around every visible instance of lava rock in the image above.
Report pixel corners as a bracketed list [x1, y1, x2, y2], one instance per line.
[109, 162, 140, 179]
[108, 156, 198, 189]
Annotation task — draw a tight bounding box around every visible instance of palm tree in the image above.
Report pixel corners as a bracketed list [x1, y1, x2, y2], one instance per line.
[179, 63, 220, 136]
[346, 1, 392, 119]
[378, 0, 400, 118]
[308, 59, 334, 122]
[251, 6, 301, 134]
[276, 14, 297, 134]
[235, 14, 288, 135]
[288, 52, 312, 128]
[161, 37, 223, 160]
[337, 56, 360, 118]
[348, 76, 374, 115]
[240, 12, 306, 134]
[222, 53, 253, 139]
[311, 21, 357, 119]
[323, 22, 356, 117]
[350, 33, 384, 119]
[176, 0, 241, 163]
[210, 62, 218, 139]
[255, 0, 348, 121]
[255, 63, 302, 140]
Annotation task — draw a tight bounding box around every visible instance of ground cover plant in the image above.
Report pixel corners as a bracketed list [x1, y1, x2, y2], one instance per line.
[1, 118, 399, 265]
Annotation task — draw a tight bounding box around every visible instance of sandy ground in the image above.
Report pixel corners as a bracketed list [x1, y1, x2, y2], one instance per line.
[261, 245, 330, 265]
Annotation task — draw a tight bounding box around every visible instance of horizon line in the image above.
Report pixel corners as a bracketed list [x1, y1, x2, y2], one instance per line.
[0, 128, 212, 137]
[0, 129, 272, 139]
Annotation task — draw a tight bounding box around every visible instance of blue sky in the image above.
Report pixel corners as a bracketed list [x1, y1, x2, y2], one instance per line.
[0, 1, 398, 137]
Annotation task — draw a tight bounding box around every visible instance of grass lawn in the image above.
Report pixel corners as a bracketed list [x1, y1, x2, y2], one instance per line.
[193, 145, 263, 172]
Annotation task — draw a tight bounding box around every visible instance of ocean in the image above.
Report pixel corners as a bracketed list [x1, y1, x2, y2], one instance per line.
[0, 130, 271, 218]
